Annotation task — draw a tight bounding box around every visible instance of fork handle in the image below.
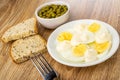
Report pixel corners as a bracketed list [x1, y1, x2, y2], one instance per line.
[46, 77, 58, 80]
[45, 76, 58, 80]
[45, 71, 57, 80]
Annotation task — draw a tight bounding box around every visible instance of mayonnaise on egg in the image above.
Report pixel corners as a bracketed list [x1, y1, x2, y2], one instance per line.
[95, 27, 112, 43]
[73, 23, 88, 34]
[84, 48, 98, 62]
[56, 41, 72, 52]
[71, 31, 95, 46]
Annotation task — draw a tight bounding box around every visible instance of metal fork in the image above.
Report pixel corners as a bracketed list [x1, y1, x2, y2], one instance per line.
[31, 54, 58, 80]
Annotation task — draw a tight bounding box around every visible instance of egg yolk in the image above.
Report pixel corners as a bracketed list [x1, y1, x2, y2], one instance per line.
[57, 32, 73, 41]
[95, 41, 109, 53]
[88, 23, 100, 32]
[73, 44, 87, 56]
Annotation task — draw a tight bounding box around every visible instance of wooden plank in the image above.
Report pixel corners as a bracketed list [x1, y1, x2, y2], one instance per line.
[0, 0, 120, 80]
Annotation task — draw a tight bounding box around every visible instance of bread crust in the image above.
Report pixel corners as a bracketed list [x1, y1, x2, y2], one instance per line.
[10, 43, 20, 64]
[0, 38, 5, 43]
[1, 29, 9, 43]
[33, 18, 39, 34]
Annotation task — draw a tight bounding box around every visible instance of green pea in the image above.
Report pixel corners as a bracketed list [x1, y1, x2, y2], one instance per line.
[56, 9, 60, 14]
[51, 13, 56, 18]
[42, 12, 46, 16]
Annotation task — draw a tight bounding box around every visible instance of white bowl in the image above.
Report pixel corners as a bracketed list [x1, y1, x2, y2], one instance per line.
[47, 19, 120, 67]
[35, 1, 70, 29]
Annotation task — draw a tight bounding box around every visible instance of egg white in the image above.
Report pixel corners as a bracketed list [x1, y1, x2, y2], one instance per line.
[56, 40, 85, 62]
[60, 50, 85, 62]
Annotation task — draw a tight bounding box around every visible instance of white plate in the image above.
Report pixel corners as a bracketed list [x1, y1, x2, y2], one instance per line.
[47, 19, 120, 67]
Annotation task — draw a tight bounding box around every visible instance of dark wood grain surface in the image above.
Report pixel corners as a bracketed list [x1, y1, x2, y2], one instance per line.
[0, 0, 120, 80]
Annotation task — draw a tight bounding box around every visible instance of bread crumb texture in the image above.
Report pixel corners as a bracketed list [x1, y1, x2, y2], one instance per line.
[11, 35, 46, 63]
[1, 18, 38, 43]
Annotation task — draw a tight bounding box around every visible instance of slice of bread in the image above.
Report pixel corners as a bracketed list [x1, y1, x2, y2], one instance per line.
[1, 18, 38, 43]
[10, 35, 46, 63]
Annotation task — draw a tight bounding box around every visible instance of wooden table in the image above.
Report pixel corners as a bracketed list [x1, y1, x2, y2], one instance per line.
[0, 0, 120, 80]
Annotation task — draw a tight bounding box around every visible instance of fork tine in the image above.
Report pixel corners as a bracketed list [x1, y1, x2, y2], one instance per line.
[39, 54, 53, 71]
[35, 56, 48, 74]
[31, 56, 47, 76]
[36, 55, 50, 74]
[31, 54, 57, 80]
[31, 54, 53, 74]
[31, 58, 45, 76]
[37, 55, 51, 72]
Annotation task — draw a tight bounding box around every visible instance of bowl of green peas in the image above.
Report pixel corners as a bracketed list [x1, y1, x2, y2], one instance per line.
[35, 1, 70, 29]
